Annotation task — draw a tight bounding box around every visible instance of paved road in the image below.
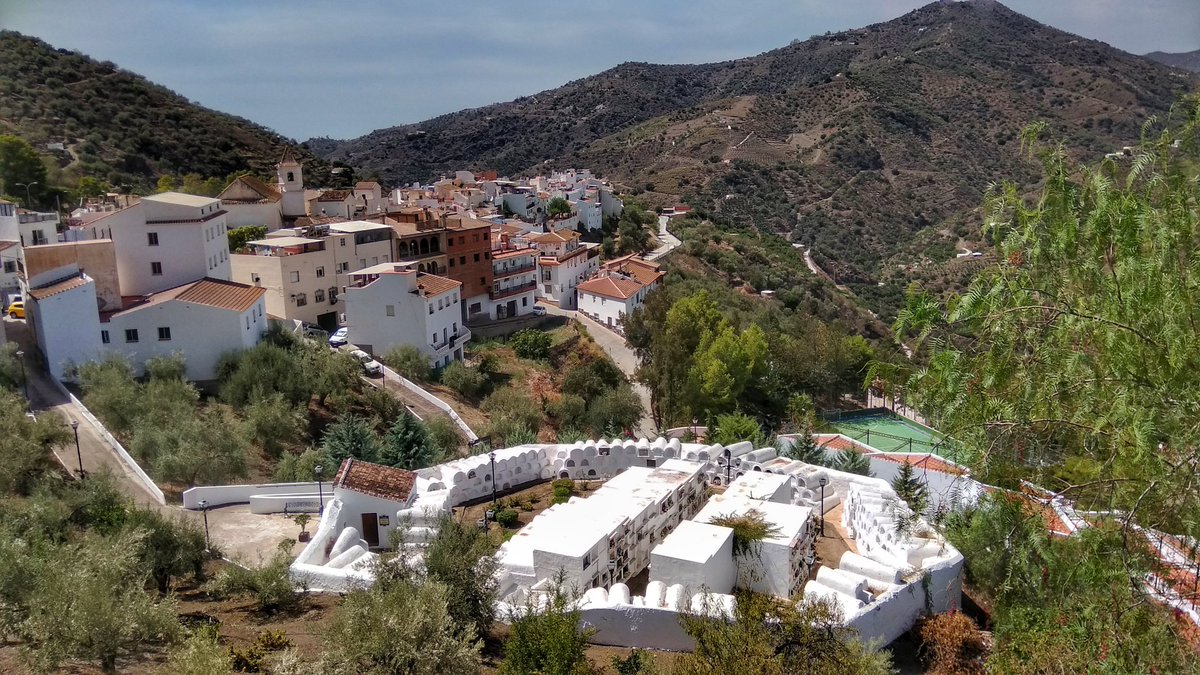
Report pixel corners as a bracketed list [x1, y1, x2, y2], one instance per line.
[646, 216, 682, 261]
[540, 304, 657, 437]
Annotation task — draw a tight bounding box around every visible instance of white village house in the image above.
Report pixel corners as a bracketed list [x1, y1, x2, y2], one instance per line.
[342, 263, 468, 367]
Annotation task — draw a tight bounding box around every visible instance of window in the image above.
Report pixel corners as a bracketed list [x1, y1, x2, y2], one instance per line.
[150, 262, 162, 276]
[124, 329, 139, 343]
[157, 326, 171, 341]
[459, 256, 466, 265]
[295, 293, 307, 306]
[437, 299, 443, 310]
[290, 271, 300, 283]
[431, 332, 437, 343]
[372, 256, 379, 265]
[484, 251, 490, 260]
[428, 304, 433, 315]
[523, 297, 528, 306]
[2, 261, 14, 273]
[337, 262, 349, 273]
[316, 266, 325, 278]
[340, 238, 346, 247]
[449, 258, 455, 267]
[147, 232, 159, 246]
[329, 287, 338, 304]
[473, 253, 480, 262]
[314, 288, 325, 303]
[100, 330, 110, 344]
[473, 233, 480, 242]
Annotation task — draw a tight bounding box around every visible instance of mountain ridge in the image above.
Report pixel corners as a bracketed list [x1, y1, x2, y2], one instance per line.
[1145, 49, 1200, 72]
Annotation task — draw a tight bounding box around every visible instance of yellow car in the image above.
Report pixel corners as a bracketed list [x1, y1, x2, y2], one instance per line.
[6, 301, 24, 319]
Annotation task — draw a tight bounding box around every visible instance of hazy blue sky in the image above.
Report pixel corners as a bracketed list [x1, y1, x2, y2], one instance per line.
[5, 0, 1198, 140]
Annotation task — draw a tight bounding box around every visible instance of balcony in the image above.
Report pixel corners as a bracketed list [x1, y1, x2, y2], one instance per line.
[431, 328, 472, 354]
[489, 280, 536, 301]
[492, 262, 536, 279]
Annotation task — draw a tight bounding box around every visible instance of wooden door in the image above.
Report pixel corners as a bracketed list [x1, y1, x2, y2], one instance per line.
[360, 513, 380, 548]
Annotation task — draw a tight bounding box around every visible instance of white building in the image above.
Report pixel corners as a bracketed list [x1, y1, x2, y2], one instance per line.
[0, 201, 59, 248]
[649, 520, 737, 595]
[26, 259, 265, 381]
[532, 230, 599, 309]
[576, 255, 664, 331]
[218, 174, 283, 231]
[495, 459, 707, 598]
[82, 192, 232, 297]
[342, 263, 468, 367]
[694, 493, 817, 600]
[229, 220, 394, 330]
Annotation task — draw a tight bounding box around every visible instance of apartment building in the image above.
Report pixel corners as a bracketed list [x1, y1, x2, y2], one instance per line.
[532, 229, 599, 309]
[342, 263, 468, 367]
[484, 246, 538, 321]
[444, 215, 494, 320]
[229, 221, 393, 330]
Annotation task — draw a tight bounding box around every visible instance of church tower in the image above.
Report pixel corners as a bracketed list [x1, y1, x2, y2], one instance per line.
[277, 148, 307, 218]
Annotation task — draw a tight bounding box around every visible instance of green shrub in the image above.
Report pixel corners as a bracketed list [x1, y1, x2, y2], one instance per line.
[383, 345, 430, 382]
[509, 329, 552, 360]
[205, 547, 303, 614]
[551, 486, 572, 505]
[496, 509, 520, 528]
[441, 361, 488, 400]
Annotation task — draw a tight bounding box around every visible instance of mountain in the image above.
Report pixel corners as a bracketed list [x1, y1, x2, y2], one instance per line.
[316, 1, 1190, 316]
[0, 31, 329, 189]
[1145, 49, 1200, 72]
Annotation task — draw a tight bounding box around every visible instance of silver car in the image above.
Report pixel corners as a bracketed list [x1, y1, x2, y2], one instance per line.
[350, 349, 383, 376]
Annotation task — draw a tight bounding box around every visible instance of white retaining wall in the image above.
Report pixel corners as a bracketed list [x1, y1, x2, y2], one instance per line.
[181, 482, 322, 510]
[50, 378, 166, 505]
[383, 364, 478, 442]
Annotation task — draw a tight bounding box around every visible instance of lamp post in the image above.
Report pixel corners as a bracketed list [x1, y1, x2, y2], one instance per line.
[15, 350, 27, 403]
[818, 476, 828, 537]
[71, 419, 83, 480]
[15, 181, 38, 208]
[723, 448, 731, 486]
[315, 465, 325, 515]
[198, 499, 211, 551]
[489, 451, 498, 510]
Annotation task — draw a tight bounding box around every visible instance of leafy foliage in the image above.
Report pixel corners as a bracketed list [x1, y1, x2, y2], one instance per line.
[510, 329, 553, 360]
[206, 546, 303, 614]
[441, 361, 489, 401]
[421, 516, 499, 639]
[321, 414, 382, 465]
[675, 592, 891, 675]
[226, 225, 267, 254]
[707, 510, 781, 558]
[709, 412, 766, 447]
[383, 345, 431, 382]
[380, 411, 434, 470]
[830, 449, 872, 477]
[501, 579, 594, 675]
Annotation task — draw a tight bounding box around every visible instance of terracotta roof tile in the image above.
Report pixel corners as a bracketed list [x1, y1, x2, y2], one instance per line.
[317, 189, 353, 201]
[28, 274, 90, 300]
[415, 273, 461, 297]
[577, 275, 644, 300]
[334, 458, 416, 502]
[529, 230, 579, 243]
[176, 278, 266, 312]
[220, 174, 281, 203]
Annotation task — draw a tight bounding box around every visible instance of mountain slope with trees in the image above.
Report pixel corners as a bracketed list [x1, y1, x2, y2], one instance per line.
[1145, 48, 1200, 72]
[317, 1, 1191, 318]
[0, 31, 330, 193]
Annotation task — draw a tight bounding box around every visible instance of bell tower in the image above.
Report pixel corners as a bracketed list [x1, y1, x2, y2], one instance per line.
[277, 148, 306, 218]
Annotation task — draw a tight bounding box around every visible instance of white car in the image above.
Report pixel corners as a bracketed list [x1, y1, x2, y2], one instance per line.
[532, 306, 547, 316]
[328, 327, 350, 348]
[350, 349, 383, 377]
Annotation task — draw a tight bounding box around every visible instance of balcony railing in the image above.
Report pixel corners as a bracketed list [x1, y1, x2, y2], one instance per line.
[493, 262, 536, 279]
[432, 328, 472, 353]
[489, 280, 536, 300]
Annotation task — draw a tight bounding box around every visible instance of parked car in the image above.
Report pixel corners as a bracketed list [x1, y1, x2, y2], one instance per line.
[328, 327, 350, 348]
[532, 305, 547, 316]
[6, 301, 25, 319]
[350, 349, 383, 376]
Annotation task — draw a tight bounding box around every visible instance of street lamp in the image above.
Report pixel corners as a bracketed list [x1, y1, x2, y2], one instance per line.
[198, 499, 211, 551]
[315, 465, 325, 515]
[723, 448, 732, 486]
[489, 451, 498, 510]
[818, 476, 828, 537]
[14, 350, 27, 402]
[15, 181, 38, 208]
[71, 419, 83, 480]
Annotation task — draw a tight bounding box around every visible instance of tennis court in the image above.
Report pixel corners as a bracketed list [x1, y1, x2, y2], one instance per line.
[825, 410, 966, 462]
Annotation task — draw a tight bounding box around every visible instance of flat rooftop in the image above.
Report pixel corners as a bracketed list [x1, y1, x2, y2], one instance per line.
[142, 191, 218, 208]
[696, 495, 812, 548]
[329, 220, 392, 233]
[247, 236, 322, 248]
[725, 472, 792, 501]
[653, 520, 732, 564]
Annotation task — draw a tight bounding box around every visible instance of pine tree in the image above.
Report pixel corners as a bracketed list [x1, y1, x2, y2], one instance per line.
[831, 449, 872, 477]
[321, 414, 381, 465]
[890, 459, 927, 514]
[380, 411, 434, 470]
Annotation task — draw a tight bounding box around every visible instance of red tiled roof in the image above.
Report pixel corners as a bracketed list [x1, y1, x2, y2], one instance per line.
[334, 458, 416, 502]
[530, 229, 579, 243]
[317, 189, 353, 201]
[577, 275, 643, 300]
[28, 274, 90, 300]
[415, 273, 461, 298]
[219, 174, 281, 203]
[873, 453, 966, 476]
[176, 278, 266, 312]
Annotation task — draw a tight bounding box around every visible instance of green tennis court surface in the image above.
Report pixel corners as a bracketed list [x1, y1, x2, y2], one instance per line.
[829, 412, 945, 453]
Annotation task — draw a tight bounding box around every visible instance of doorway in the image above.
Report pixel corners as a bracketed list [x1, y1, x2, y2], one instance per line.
[360, 513, 380, 547]
[317, 311, 338, 331]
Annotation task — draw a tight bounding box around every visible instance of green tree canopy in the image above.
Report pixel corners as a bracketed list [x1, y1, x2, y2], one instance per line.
[0, 135, 48, 207]
[380, 411, 435, 470]
[321, 414, 382, 465]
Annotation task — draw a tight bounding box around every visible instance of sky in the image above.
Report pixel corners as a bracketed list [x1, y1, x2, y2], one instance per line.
[5, 0, 1199, 141]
